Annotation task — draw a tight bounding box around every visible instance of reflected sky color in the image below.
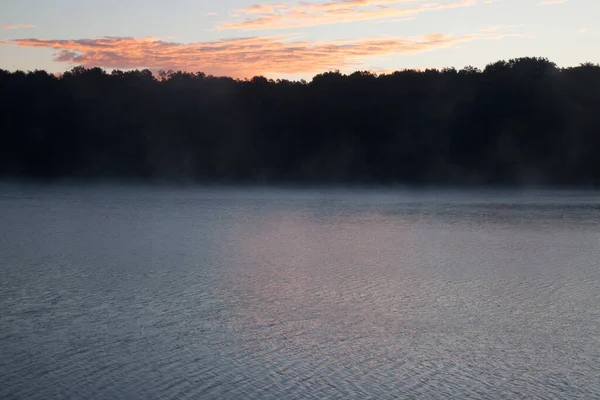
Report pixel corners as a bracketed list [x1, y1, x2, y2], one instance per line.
[0, 0, 598, 78]
[1, 186, 600, 397]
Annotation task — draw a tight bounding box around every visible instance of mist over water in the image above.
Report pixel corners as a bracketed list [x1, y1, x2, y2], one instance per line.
[1, 185, 600, 399]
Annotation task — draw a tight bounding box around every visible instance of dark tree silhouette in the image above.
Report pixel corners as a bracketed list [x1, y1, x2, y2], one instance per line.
[1, 57, 600, 186]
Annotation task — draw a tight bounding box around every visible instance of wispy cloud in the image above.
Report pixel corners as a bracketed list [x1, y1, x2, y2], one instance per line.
[2, 31, 531, 78]
[1, 24, 36, 30]
[537, 0, 569, 5]
[203, 12, 218, 16]
[219, 0, 477, 31]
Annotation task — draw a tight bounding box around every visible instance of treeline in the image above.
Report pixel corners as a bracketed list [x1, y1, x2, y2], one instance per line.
[1, 57, 600, 186]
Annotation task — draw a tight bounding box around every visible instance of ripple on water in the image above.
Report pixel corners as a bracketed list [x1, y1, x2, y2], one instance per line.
[1, 187, 600, 399]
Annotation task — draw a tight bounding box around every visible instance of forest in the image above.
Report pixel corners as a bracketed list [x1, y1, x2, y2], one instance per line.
[1, 57, 600, 186]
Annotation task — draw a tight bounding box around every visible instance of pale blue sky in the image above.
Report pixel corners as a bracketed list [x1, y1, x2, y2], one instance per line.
[0, 0, 597, 78]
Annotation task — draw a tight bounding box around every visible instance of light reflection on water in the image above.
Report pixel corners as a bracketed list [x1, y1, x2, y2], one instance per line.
[1, 185, 599, 399]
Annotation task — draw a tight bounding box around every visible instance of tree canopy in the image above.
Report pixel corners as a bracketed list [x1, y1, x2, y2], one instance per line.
[2, 57, 600, 186]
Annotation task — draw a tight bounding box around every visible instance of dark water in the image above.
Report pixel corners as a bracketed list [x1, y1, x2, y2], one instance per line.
[1, 185, 600, 399]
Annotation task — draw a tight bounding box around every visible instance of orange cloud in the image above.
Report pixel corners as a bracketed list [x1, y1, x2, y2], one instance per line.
[220, 0, 477, 30]
[1, 24, 36, 30]
[3, 32, 529, 78]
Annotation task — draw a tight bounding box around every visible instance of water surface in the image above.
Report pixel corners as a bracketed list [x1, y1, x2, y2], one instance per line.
[1, 186, 599, 399]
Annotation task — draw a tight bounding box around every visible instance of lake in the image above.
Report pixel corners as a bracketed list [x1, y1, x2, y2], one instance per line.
[1, 185, 599, 399]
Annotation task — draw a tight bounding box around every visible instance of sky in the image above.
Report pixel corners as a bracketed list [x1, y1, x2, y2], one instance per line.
[0, 0, 597, 79]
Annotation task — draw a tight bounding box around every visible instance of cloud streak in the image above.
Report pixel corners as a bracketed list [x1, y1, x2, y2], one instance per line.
[1, 24, 36, 30]
[220, 0, 477, 30]
[3, 31, 530, 78]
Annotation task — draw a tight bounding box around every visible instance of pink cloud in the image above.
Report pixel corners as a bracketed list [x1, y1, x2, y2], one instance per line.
[245, 3, 287, 13]
[221, 0, 476, 30]
[1, 24, 36, 30]
[3, 31, 530, 78]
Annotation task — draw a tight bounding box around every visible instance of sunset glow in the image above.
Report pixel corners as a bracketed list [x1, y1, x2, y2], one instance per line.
[0, 0, 597, 78]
